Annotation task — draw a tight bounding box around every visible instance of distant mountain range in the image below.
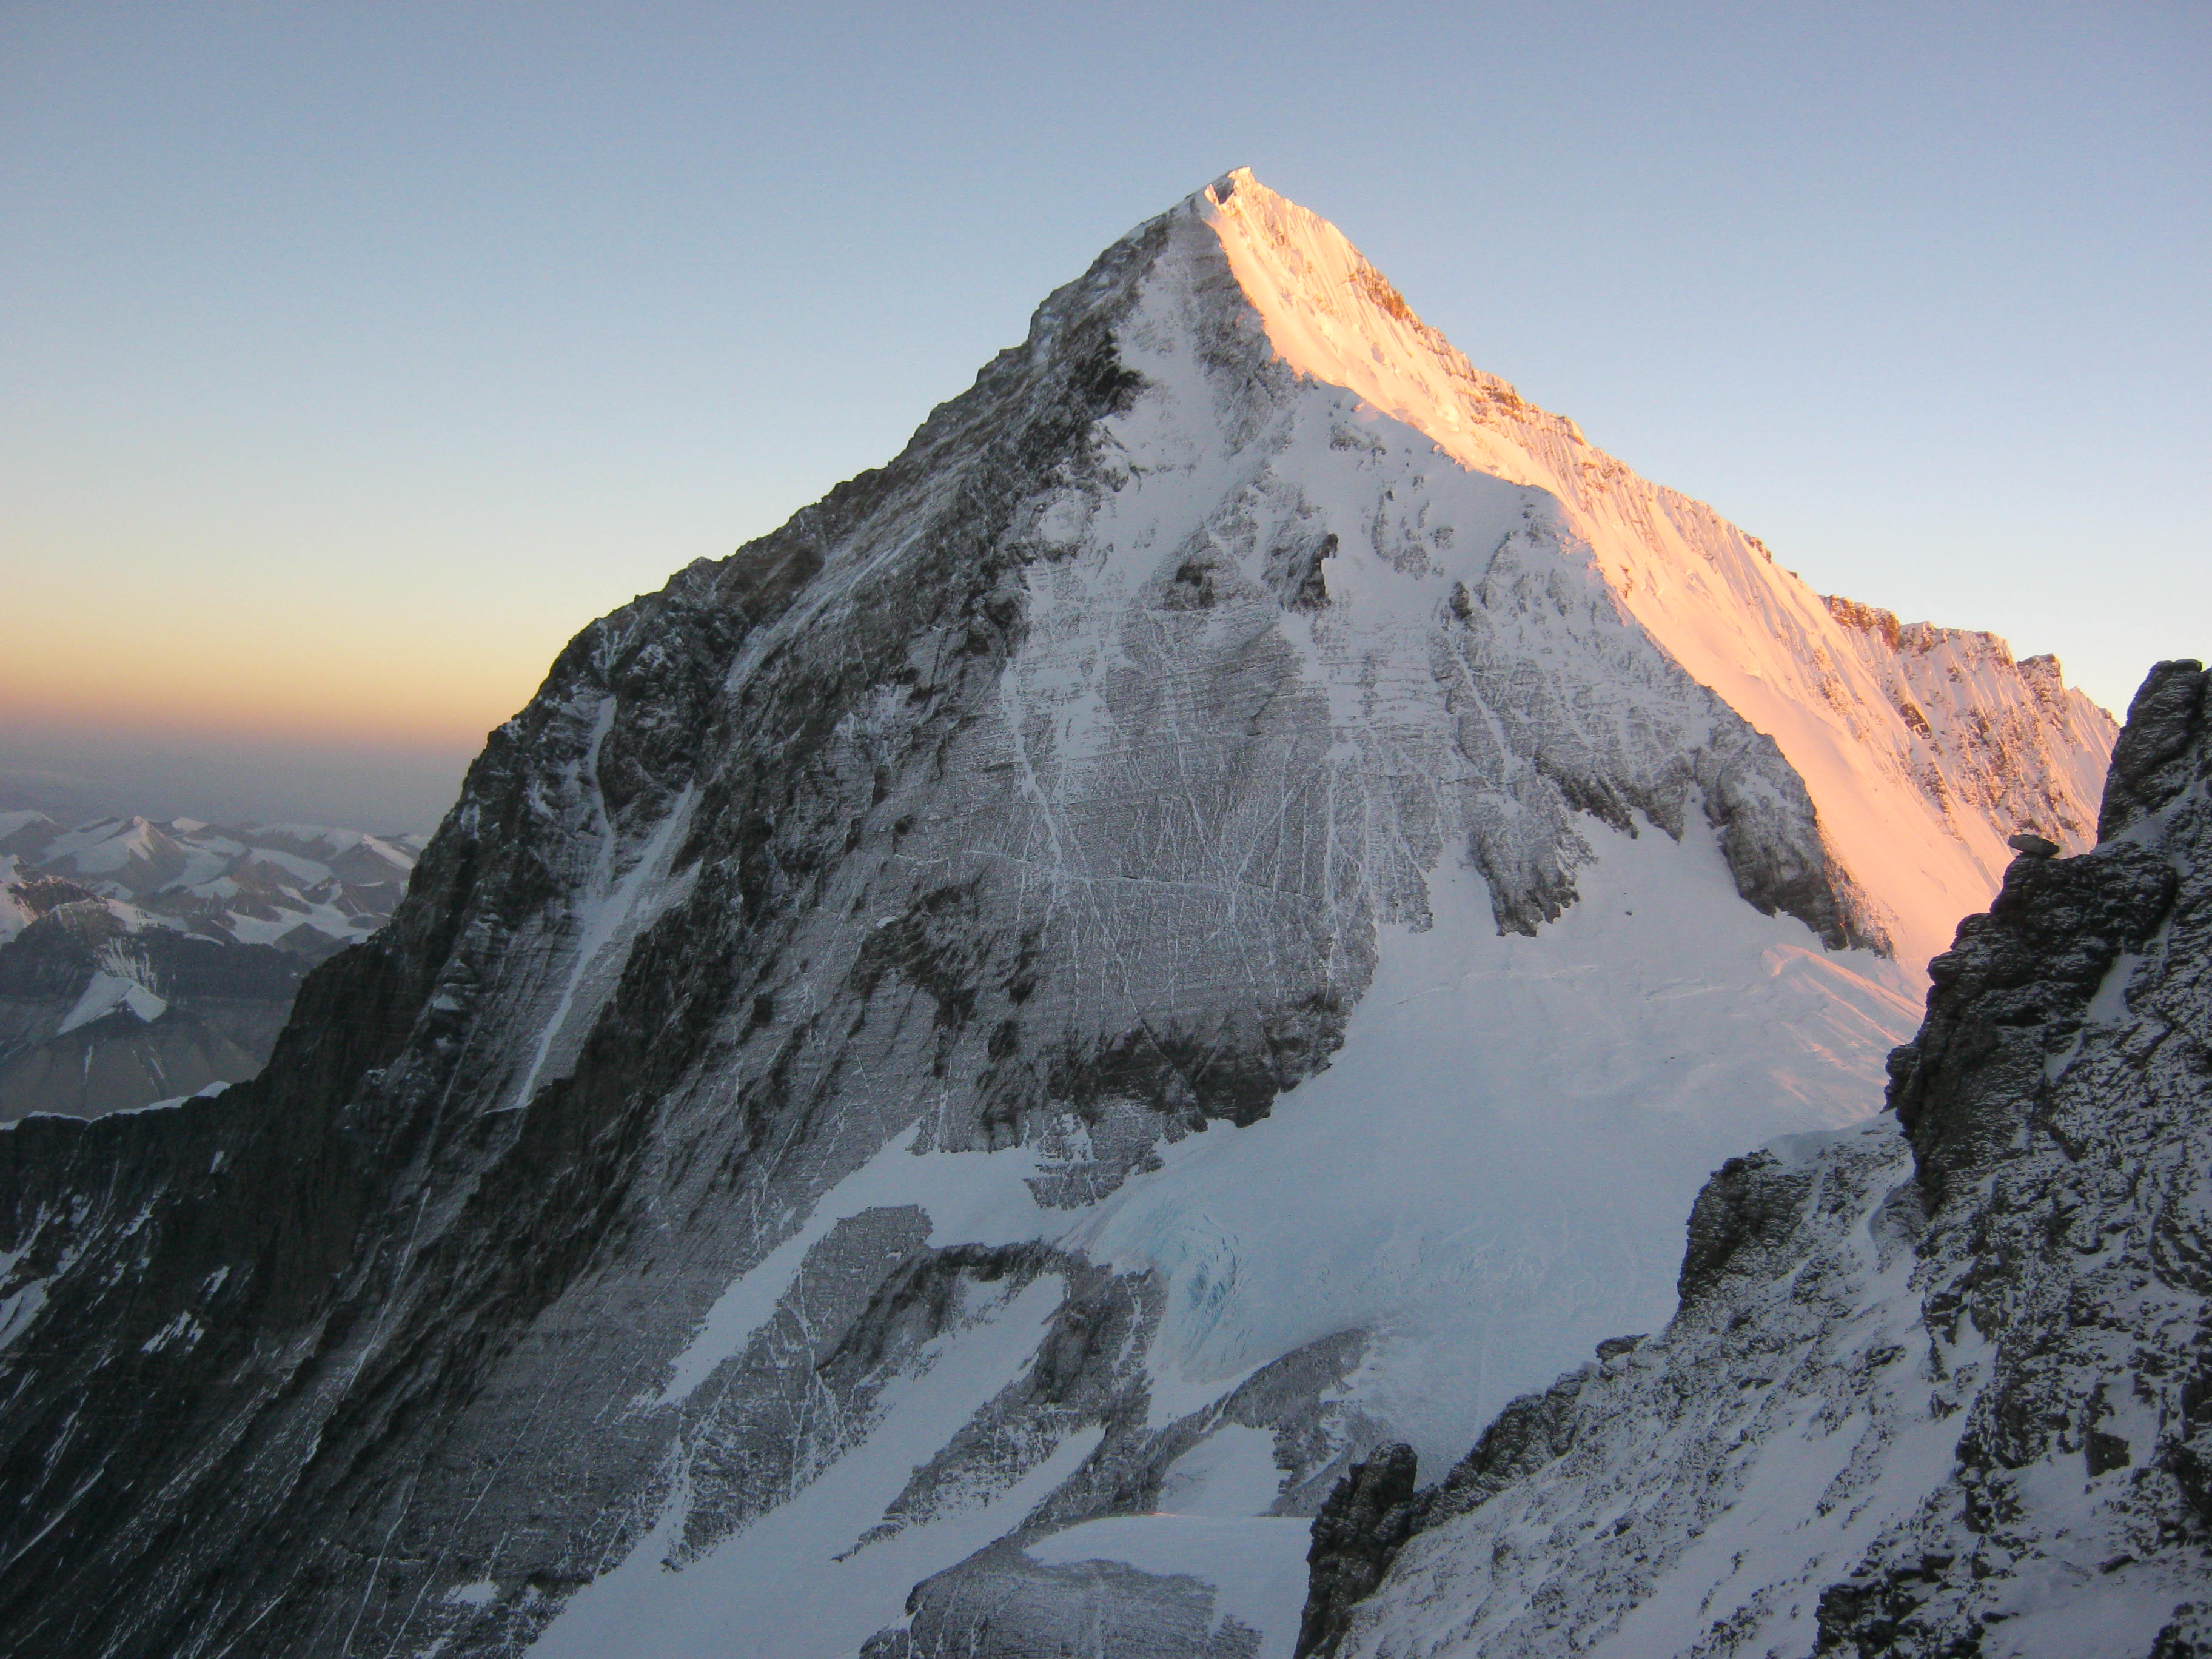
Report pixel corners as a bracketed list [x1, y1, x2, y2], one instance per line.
[0, 814, 421, 1119]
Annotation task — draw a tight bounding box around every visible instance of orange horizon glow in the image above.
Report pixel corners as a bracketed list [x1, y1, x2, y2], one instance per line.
[0, 619, 556, 752]
[0, 511, 641, 756]
[0, 679, 532, 752]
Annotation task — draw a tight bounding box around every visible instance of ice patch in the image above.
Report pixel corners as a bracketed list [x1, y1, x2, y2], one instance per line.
[58, 973, 168, 1036]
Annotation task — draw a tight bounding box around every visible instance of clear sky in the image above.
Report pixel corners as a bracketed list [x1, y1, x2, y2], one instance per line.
[3, 1, 2206, 830]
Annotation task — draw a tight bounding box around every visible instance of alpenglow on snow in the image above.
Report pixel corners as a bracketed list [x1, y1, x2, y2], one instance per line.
[0, 171, 2115, 1659]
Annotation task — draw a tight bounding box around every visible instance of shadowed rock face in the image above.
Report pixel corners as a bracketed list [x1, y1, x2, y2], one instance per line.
[1297, 1444, 1424, 1659]
[1319, 660, 2211, 1659]
[0, 179, 2120, 1659]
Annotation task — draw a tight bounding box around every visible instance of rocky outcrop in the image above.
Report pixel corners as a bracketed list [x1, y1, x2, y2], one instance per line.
[1298, 1444, 1426, 1658]
[2099, 659, 2210, 838]
[1327, 660, 2211, 1659]
[864, 1542, 1265, 1659]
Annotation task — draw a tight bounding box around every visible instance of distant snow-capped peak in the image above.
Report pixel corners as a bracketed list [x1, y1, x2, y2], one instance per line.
[0, 811, 423, 955]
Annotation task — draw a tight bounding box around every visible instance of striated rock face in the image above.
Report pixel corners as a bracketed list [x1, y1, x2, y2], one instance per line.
[1328, 660, 2210, 1659]
[0, 174, 2115, 1659]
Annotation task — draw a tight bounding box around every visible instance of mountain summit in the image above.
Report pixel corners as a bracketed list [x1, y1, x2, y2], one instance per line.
[1196, 169, 2110, 974]
[0, 173, 2114, 1658]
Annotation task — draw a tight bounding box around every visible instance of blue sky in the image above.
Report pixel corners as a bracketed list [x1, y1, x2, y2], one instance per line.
[2, 1, 2205, 828]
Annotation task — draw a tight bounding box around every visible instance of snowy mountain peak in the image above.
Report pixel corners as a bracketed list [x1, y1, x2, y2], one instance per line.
[1184, 170, 2113, 974]
[0, 176, 2130, 1659]
[1196, 169, 1578, 458]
